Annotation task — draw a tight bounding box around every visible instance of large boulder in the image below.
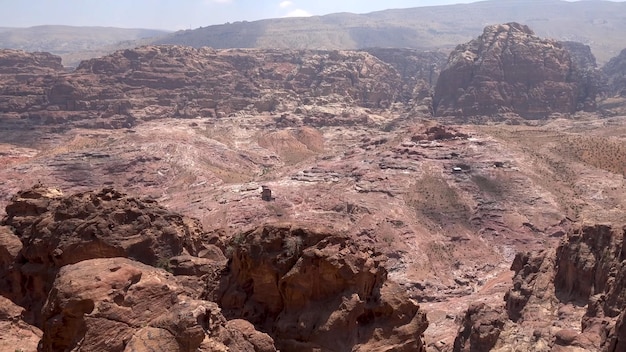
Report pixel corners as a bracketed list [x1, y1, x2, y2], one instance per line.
[2, 185, 210, 324]
[433, 22, 596, 119]
[40, 257, 275, 352]
[216, 224, 428, 352]
[0, 295, 42, 352]
[453, 302, 506, 352]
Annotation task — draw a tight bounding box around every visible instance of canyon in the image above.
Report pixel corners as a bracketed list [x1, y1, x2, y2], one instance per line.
[0, 21, 625, 351]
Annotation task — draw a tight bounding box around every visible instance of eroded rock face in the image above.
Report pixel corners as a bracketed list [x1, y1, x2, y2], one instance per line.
[2, 184, 207, 324]
[456, 224, 626, 351]
[453, 302, 505, 352]
[433, 23, 596, 119]
[40, 257, 275, 352]
[4, 185, 205, 267]
[0, 49, 64, 74]
[0, 46, 405, 129]
[561, 41, 605, 111]
[603, 48, 626, 97]
[0, 295, 42, 352]
[0, 50, 66, 115]
[215, 224, 428, 352]
[2, 186, 431, 351]
[364, 48, 448, 111]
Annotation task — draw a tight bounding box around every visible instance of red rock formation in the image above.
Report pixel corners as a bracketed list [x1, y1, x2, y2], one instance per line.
[1, 185, 208, 324]
[0, 50, 65, 116]
[0, 225, 23, 314]
[40, 257, 275, 352]
[433, 23, 596, 119]
[603, 48, 626, 97]
[2, 187, 432, 351]
[453, 302, 505, 352]
[215, 224, 429, 352]
[1, 46, 404, 129]
[456, 224, 626, 351]
[364, 48, 448, 111]
[0, 295, 42, 352]
[561, 41, 605, 111]
[0, 49, 64, 74]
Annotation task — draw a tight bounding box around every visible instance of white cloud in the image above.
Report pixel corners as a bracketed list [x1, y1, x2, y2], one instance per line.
[279, 1, 293, 8]
[284, 9, 312, 17]
[209, 0, 233, 3]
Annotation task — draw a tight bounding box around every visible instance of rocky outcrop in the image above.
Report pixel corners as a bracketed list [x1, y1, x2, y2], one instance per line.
[4, 185, 205, 267]
[0, 46, 405, 129]
[0, 49, 64, 74]
[0, 50, 65, 115]
[0, 295, 42, 352]
[561, 41, 605, 110]
[40, 257, 275, 352]
[364, 48, 448, 111]
[2, 187, 432, 351]
[453, 302, 505, 352]
[433, 23, 597, 119]
[1, 185, 208, 324]
[215, 224, 428, 352]
[456, 224, 626, 351]
[603, 48, 626, 97]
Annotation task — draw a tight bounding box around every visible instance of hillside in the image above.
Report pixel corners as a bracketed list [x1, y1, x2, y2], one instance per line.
[153, 0, 626, 64]
[0, 25, 169, 67]
[1, 1, 625, 67]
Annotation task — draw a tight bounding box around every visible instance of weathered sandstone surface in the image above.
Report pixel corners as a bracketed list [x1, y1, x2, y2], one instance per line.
[454, 224, 626, 351]
[214, 224, 428, 351]
[1, 23, 626, 352]
[0, 46, 417, 130]
[1, 186, 429, 351]
[603, 48, 626, 97]
[40, 257, 274, 352]
[433, 22, 598, 119]
[2, 185, 210, 325]
[0, 295, 42, 352]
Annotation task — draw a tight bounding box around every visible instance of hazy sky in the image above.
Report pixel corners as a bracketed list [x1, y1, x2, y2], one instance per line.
[1, 0, 624, 31]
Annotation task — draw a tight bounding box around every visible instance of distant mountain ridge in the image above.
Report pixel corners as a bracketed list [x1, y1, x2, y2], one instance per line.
[1, 0, 625, 67]
[153, 0, 626, 64]
[0, 26, 170, 67]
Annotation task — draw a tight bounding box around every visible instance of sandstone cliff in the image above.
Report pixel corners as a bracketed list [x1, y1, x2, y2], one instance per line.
[364, 48, 448, 112]
[454, 224, 626, 351]
[433, 23, 598, 119]
[603, 48, 626, 97]
[214, 224, 428, 351]
[0, 46, 410, 130]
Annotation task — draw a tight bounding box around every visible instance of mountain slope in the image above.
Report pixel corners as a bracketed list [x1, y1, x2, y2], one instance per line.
[153, 0, 626, 64]
[0, 25, 169, 67]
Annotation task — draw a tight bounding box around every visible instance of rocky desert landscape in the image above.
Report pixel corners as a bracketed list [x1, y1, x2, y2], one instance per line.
[0, 19, 626, 352]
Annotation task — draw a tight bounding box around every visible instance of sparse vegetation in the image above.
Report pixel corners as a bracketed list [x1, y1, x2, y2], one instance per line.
[553, 135, 626, 176]
[156, 257, 172, 273]
[405, 168, 471, 229]
[284, 236, 303, 256]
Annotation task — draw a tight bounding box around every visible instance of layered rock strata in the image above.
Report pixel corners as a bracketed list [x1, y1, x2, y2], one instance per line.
[433, 23, 598, 119]
[454, 224, 626, 351]
[1, 186, 429, 351]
